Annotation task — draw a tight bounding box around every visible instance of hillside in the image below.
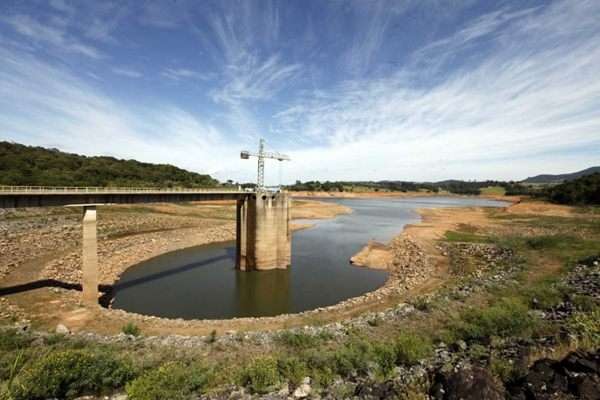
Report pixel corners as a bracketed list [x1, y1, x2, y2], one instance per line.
[547, 172, 600, 205]
[522, 166, 600, 184]
[0, 141, 218, 187]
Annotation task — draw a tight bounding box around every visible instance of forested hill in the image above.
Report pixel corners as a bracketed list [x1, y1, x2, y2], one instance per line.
[523, 166, 600, 184]
[0, 141, 219, 187]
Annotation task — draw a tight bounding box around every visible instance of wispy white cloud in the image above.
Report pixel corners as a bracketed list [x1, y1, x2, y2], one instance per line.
[274, 1, 600, 181]
[112, 66, 142, 78]
[0, 46, 247, 179]
[161, 67, 212, 82]
[1, 14, 103, 59]
[212, 54, 301, 104]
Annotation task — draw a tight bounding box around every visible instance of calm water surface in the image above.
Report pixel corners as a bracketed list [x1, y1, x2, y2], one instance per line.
[111, 197, 508, 319]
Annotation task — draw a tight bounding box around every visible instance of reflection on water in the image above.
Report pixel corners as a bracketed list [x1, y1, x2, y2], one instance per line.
[111, 196, 508, 319]
[235, 269, 290, 317]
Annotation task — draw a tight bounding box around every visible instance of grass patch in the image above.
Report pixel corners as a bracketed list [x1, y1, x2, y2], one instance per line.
[126, 362, 210, 400]
[480, 186, 506, 196]
[444, 231, 491, 243]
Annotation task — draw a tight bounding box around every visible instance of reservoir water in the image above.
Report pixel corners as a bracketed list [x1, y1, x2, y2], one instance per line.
[111, 197, 508, 319]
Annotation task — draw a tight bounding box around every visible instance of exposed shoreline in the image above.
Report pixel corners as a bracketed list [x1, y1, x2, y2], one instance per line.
[1, 195, 515, 336]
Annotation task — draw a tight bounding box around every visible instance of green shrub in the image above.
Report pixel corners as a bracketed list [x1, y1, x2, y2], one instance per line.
[489, 357, 523, 385]
[373, 343, 397, 377]
[394, 333, 433, 365]
[0, 330, 32, 351]
[238, 357, 280, 394]
[276, 331, 331, 349]
[126, 362, 209, 400]
[567, 308, 600, 349]
[572, 294, 599, 311]
[304, 351, 336, 386]
[277, 357, 308, 386]
[332, 339, 372, 375]
[10, 349, 135, 400]
[207, 329, 217, 344]
[412, 296, 432, 312]
[121, 322, 141, 337]
[449, 298, 537, 342]
[525, 280, 566, 310]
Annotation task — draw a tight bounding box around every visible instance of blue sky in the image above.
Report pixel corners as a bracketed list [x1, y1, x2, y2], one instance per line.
[1, 0, 599, 184]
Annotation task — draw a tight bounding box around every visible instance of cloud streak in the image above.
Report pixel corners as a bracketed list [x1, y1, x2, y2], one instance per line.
[273, 1, 600, 181]
[0, 0, 599, 184]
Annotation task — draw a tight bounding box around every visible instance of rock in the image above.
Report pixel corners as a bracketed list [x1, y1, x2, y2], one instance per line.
[277, 383, 289, 396]
[441, 367, 504, 400]
[454, 340, 467, 351]
[293, 383, 312, 398]
[55, 324, 70, 334]
[354, 380, 401, 399]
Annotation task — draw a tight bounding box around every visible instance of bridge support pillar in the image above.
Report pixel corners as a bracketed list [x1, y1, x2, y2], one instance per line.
[82, 206, 99, 305]
[236, 192, 291, 270]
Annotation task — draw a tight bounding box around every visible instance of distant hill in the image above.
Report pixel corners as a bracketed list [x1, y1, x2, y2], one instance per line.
[0, 141, 219, 187]
[523, 167, 600, 184]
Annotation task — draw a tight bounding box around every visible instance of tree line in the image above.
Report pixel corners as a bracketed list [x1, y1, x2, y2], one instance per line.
[286, 179, 537, 196]
[0, 141, 218, 188]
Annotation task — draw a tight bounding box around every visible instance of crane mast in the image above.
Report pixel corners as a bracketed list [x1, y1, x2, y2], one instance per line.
[241, 138, 290, 192]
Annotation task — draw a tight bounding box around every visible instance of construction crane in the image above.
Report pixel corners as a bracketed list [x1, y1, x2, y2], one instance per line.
[241, 138, 290, 192]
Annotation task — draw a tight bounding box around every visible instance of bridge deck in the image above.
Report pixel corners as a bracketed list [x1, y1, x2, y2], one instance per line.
[0, 186, 250, 208]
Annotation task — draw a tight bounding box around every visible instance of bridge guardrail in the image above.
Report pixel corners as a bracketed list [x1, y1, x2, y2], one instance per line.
[0, 186, 243, 194]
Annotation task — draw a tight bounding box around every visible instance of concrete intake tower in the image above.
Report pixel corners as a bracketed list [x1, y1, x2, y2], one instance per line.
[236, 192, 291, 271]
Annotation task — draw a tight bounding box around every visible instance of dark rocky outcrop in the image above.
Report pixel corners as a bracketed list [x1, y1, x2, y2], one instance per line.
[430, 367, 504, 400]
[506, 350, 600, 400]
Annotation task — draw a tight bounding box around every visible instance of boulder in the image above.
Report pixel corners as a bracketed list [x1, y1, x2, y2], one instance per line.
[55, 324, 70, 334]
[433, 367, 504, 400]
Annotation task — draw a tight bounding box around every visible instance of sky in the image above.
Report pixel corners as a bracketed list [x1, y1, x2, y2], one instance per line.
[0, 0, 599, 184]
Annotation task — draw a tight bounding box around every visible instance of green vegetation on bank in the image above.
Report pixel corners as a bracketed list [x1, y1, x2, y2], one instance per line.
[0, 141, 218, 188]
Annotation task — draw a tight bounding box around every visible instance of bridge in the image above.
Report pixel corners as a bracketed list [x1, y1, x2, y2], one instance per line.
[0, 186, 291, 305]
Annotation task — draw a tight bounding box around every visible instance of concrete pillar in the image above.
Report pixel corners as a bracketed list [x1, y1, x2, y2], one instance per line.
[236, 192, 291, 271]
[82, 206, 99, 305]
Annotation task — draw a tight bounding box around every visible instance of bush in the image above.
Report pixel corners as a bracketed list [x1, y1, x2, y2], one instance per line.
[276, 331, 330, 349]
[0, 330, 32, 351]
[332, 339, 372, 376]
[121, 322, 141, 337]
[567, 308, 600, 349]
[525, 280, 567, 310]
[448, 298, 537, 342]
[238, 357, 280, 394]
[277, 357, 308, 386]
[10, 349, 135, 399]
[373, 343, 397, 377]
[126, 362, 209, 400]
[394, 333, 433, 365]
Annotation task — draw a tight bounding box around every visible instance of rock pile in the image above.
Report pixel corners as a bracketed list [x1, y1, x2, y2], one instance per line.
[506, 350, 600, 400]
